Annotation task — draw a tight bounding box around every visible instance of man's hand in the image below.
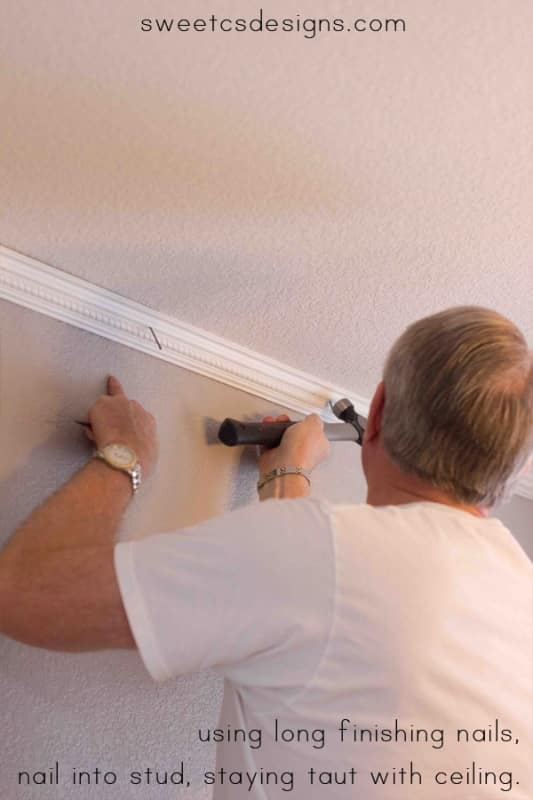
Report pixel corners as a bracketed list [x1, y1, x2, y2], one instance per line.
[257, 413, 331, 476]
[0, 374, 157, 651]
[87, 376, 159, 479]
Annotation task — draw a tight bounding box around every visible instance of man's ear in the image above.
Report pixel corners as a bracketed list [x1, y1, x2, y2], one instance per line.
[364, 381, 386, 443]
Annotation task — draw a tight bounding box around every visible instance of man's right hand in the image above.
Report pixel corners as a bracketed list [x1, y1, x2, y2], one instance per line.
[87, 376, 159, 478]
[257, 412, 331, 476]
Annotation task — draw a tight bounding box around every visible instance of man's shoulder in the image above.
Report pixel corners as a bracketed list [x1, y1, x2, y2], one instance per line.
[328, 501, 531, 570]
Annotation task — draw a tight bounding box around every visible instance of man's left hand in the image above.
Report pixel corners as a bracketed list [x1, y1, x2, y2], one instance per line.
[86, 376, 159, 478]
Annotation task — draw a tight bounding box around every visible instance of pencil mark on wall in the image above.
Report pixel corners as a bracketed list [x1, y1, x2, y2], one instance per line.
[149, 326, 163, 350]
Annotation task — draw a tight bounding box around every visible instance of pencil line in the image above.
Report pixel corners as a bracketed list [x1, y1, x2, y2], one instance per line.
[148, 326, 163, 350]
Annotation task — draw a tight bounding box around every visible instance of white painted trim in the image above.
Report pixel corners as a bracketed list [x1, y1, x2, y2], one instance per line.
[519, 479, 533, 500]
[515, 471, 533, 501]
[1, 244, 531, 501]
[0, 245, 368, 422]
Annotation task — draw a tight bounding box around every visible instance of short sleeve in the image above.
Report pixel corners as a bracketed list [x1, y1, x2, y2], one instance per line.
[113, 496, 334, 684]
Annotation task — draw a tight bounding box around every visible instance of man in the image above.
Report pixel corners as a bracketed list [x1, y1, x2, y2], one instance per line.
[1, 305, 532, 798]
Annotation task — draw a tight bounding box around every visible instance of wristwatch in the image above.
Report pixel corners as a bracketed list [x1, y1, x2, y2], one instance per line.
[93, 443, 142, 494]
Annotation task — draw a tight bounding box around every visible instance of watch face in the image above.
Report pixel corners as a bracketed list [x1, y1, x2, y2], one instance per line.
[102, 444, 137, 470]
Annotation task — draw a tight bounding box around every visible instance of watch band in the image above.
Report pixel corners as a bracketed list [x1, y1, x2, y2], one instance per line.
[93, 450, 142, 494]
[128, 462, 142, 493]
[257, 465, 311, 492]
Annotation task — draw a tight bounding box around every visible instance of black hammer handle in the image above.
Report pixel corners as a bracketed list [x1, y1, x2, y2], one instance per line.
[218, 419, 362, 448]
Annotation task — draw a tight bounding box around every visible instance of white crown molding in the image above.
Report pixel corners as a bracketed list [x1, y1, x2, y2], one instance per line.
[1, 244, 531, 501]
[512, 459, 533, 501]
[515, 470, 533, 501]
[0, 245, 368, 423]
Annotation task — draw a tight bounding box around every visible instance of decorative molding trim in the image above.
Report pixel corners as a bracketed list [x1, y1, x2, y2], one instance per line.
[1, 244, 531, 501]
[0, 245, 369, 423]
[515, 470, 533, 501]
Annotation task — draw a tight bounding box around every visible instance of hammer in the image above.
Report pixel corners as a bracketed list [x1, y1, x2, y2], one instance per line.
[218, 398, 367, 449]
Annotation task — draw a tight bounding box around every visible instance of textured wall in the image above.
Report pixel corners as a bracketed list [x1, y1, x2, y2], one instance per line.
[496, 495, 533, 559]
[0, 301, 531, 799]
[0, 301, 367, 799]
[1, 0, 532, 795]
[1, 0, 532, 398]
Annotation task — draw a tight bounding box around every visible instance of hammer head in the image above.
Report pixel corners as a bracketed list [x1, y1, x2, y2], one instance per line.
[331, 398, 367, 445]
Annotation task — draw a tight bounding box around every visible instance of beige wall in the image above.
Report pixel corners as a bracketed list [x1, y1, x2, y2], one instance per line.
[1, 2, 531, 794]
[0, 301, 367, 800]
[496, 495, 532, 558]
[1, 300, 531, 798]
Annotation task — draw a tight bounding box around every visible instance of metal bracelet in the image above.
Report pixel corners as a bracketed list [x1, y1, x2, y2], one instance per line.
[257, 465, 312, 492]
[129, 462, 142, 494]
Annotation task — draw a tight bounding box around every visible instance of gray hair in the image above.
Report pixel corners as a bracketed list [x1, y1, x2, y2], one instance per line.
[381, 306, 533, 507]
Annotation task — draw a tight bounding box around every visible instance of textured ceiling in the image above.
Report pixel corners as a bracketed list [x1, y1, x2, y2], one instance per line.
[1, 0, 532, 399]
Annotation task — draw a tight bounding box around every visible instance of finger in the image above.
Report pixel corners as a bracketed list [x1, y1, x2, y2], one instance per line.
[263, 416, 275, 423]
[108, 375, 126, 396]
[276, 414, 290, 422]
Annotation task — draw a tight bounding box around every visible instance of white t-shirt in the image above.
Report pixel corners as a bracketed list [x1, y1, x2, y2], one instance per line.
[114, 497, 533, 799]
